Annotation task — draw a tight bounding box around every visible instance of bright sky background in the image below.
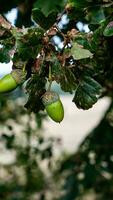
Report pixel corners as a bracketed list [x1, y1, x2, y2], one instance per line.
[5, 8, 17, 26]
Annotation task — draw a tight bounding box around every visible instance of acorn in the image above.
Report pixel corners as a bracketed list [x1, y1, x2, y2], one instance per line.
[0, 69, 26, 93]
[42, 91, 64, 123]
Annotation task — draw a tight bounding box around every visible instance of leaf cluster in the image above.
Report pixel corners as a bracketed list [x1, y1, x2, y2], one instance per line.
[1, 0, 113, 111]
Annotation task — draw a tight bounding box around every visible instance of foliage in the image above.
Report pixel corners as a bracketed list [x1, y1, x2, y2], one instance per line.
[1, 0, 113, 199]
[1, 0, 113, 110]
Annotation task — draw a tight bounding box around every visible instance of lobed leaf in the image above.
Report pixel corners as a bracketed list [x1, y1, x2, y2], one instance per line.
[32, 8, 57, 30]
[0, 46, 11, 63]
[25, 74, 46, 113]
[73, 76, 102, 109]
[12, 27, 44, 61]
[33, 0, 64, 17]
[71, 42, 93, 60]
[60, 67, 77, 93]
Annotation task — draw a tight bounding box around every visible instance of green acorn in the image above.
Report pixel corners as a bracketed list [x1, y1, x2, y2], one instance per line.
[0, 69, 26, 93]
[42, 91, 64, 123]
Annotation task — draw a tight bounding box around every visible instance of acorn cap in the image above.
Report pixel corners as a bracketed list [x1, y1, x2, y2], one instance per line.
[42, 91, 59, 106]
[11, 69, 26, 85]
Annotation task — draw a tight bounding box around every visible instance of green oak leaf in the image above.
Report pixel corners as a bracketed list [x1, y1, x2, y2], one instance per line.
[32, 8, 57, 30]
[50, 55, 62, 82]
[73, 76, 102, 109]
[0, 46, 11, 63]
[60, 68, 77, 93]
[12, 27, 44, 61]
[68, 0, 91, 9]
[71, 42, 93, 60]
[33, 0, 64, 17]
[86, 7, 105, 24]
[25, 74, 46, 113]
[103, 21, 113, 37]
[0, 36, 15, 63]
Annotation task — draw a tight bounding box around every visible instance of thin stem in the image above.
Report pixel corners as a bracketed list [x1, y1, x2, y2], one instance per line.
[47, 80, 52, 91]
[49, 65, 52, 81]
[47, 65, 52, 91]
[22, 63, 26, 72]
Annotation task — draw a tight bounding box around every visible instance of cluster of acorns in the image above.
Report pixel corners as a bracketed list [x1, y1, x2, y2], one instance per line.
[0, 69, 64, 123]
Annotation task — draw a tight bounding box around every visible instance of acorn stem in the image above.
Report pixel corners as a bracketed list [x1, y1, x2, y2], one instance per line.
[22, 63, 26, 72]
[49, 65, 52, 81]
[47, 80, 52, 91]
[47, 65, 52, 91]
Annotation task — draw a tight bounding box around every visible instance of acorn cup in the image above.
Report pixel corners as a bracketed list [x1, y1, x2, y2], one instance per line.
[0, 69, 26, 93]
[42, 91, 64, 123]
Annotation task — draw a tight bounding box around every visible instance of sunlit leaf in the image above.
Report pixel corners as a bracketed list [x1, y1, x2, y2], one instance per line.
[71, 42, 93, 60]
